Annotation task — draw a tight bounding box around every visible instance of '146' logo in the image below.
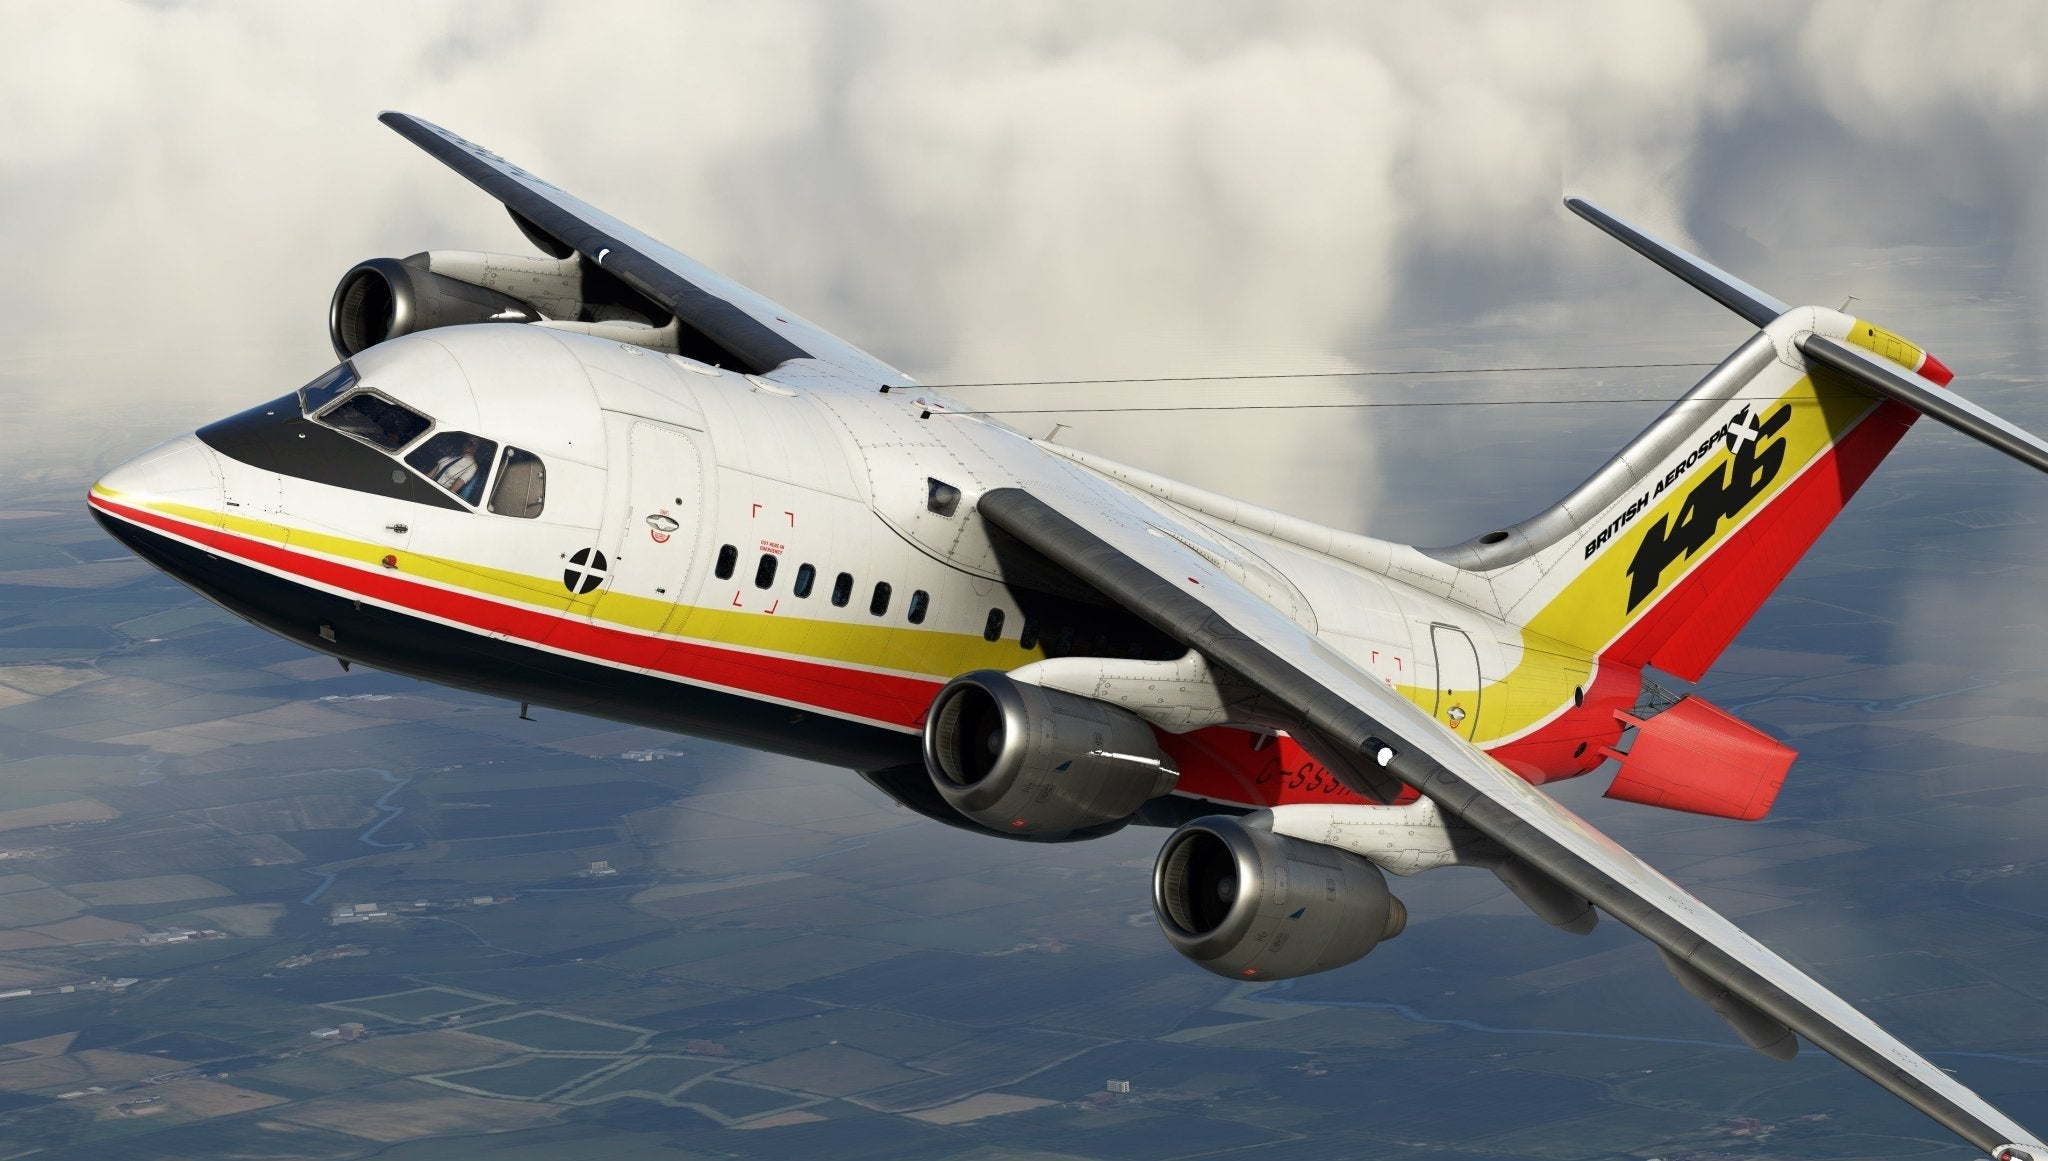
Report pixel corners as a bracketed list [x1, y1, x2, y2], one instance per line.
[1625, 403, 1793, 612]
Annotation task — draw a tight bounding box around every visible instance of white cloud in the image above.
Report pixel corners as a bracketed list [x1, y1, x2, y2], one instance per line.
[2, 1, 2042, 527]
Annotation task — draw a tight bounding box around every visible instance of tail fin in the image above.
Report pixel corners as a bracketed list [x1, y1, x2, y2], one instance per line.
[1429, 202, 1974, 682]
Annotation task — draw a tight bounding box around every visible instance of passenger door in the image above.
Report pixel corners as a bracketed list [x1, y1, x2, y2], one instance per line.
[1430, 623, 1483, 740]
[591, 417, 708, 637]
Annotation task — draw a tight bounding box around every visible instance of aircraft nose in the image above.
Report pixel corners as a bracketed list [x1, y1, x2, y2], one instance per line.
[88, 433, 224, 541]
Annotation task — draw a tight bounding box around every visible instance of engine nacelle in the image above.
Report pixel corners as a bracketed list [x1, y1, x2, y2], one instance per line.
[1153, 813, 1406, 981]
[921, 670, 1177, 835]
[329, 255, 542, 358]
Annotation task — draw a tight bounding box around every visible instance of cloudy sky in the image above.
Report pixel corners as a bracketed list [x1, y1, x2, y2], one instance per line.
[4, 0, 2044, 538]
[7, 7, 2048, 1136]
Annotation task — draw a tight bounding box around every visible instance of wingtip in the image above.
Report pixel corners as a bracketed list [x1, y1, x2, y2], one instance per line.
[378, 110, 439, 136]
[1562, 196, 1604, 223]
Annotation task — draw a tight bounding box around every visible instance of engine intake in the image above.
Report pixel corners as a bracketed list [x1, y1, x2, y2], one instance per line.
[921, 670, 1177, 835]
[1154, 814, 1406, 980]
[329, 256, 540, 358]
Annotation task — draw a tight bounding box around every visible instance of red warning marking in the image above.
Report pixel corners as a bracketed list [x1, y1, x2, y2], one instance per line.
[766, 600, 780, 615]
[730, 591, 744, 608]
[750, 503, 762, 518]
[784, 510, 796, 527]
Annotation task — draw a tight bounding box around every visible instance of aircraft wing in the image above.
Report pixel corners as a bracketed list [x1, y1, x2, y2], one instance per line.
[378, 111, 907, 383]
[976, 481, 2043, 1158]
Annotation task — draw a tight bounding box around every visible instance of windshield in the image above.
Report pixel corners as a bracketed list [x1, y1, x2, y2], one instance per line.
[316, 389, 432, 451]
[296, 363, 358, 415]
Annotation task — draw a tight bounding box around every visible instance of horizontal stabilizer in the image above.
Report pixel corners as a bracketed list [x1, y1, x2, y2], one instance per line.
[1565, 197, 1788, 328]
[1800, 334, 2048, 476]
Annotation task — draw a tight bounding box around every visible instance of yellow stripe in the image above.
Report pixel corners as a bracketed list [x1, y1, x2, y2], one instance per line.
[1418, 372, 1880, 745]
[1844, 317, 1925, 371]
[99, 485, 1043, 679]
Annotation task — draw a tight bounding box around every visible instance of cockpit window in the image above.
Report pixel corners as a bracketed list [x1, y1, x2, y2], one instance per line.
[296, 363, 358, 415]
[488, 447, 547, 519]
[317, 390, 431, 451]
[405, 431, 498, 506]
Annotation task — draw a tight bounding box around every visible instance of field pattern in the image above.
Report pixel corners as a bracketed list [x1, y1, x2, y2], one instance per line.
[460, 1012, 649, 1053]
[558, 1055, 729, 1103]
[323, 987, 510, 1024]
[428, 1055, 619, 1100]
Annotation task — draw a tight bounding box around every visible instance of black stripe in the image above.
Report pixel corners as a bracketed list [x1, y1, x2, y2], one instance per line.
[380, 112, 811, 376]
[976, 485, 2015, 1153]
[93, 508, 918, 773]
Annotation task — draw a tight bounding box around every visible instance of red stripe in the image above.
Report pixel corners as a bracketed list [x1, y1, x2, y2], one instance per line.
[90, 494, 938, 729]
[1604, 399, 1918, 681]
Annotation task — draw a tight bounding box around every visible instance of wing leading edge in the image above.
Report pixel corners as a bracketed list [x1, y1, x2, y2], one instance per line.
[378, 111, 908, 384]
[976, 484, 2043, 1158]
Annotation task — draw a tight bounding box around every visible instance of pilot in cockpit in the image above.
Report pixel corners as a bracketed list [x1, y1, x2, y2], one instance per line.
[428, 435, 484, 502]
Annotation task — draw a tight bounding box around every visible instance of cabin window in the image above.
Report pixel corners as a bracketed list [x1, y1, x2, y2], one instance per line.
[714, 545, 737, 580]
[869, 582, 892, 617]
[315, 389, 431, 451]
[486, 447, 546, 518]
[793, 563, 816, 598]
[983, 608, 1005, 642]
[406, 431, 498, 506]
[1019, 616, 1040, 651]
[831, 572, 853, 607]
[907, 590, 930, 624]
[754, 553, 778, 589]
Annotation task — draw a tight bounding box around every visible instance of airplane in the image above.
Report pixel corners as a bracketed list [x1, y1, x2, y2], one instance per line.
[87, 111, 2048, 1157]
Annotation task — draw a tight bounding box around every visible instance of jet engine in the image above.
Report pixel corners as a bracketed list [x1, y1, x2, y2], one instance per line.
[328, 249, 685, 359]
[1153, 813, 1406, 980]
[329, 254, 543, 357]
[921, 670, 1178, 835]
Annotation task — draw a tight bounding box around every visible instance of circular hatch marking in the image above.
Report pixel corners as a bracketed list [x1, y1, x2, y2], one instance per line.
[563, 547, 609, 595]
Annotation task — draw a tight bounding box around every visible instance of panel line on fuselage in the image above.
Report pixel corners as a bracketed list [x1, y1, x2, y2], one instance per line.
[97, 483, 1031, 684]
[88, 487, 941, 735]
